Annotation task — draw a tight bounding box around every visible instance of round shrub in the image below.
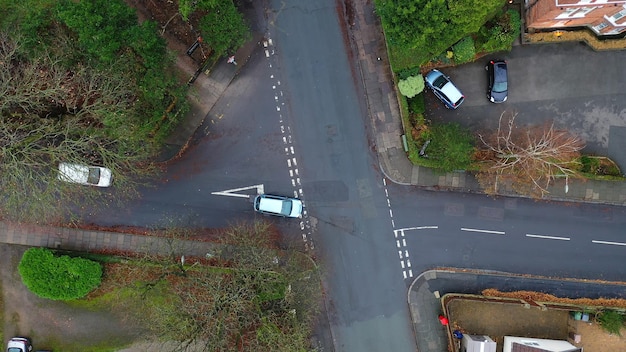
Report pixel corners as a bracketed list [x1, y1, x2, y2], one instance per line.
[398, 75, 424, 98]
[18, 247, 102, 300]
[452, 36, 476, 64]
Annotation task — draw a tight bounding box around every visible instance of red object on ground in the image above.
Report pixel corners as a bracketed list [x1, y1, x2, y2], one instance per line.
[438, 315, 449, 326]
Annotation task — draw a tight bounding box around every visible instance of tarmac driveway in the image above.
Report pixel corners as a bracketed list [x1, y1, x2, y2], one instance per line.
[425, 41, 626, 171]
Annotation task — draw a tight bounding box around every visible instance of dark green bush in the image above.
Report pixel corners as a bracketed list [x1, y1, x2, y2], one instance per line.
[580, 155, 601, 173]
[198, 0, 250, 57]
[478, 9, 521, 53]
[18, 248, 102, 300]
[408, 94, 426, 115]
[452, 36, 475, 64]
[598, 310, 624, 335]
[56, 0, 138, 64]
[397, 66, 423, 80]
[421, 123, 474, 172]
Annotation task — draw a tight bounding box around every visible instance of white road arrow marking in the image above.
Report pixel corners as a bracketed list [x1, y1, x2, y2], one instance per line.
[211, 184, 265, 199]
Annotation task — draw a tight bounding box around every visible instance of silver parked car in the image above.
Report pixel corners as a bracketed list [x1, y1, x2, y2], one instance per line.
[424, 69, 465, 109]
[58, 163, 113, 187]
[254, 194, 303, 218]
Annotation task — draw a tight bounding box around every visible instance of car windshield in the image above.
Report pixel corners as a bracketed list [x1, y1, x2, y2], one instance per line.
[87, 167, 101, 185]
[281, 200, 292, 215]
[493, 64, 508, 92]
[8, 348, 23, 352]
[493, 81, 507, 93]
[432, 75, 449, 89]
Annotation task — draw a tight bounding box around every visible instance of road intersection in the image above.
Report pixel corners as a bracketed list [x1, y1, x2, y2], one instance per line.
[58, 0, 626, 351]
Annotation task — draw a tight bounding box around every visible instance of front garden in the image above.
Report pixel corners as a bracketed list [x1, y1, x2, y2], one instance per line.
[13, 222, 321, 351]
[374, 0, 624, 197]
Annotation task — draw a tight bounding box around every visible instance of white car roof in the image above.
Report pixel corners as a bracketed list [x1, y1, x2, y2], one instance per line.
[425, 69, 464, 106]
[58, 163, 112, 187]
[255, 195, 303, 218]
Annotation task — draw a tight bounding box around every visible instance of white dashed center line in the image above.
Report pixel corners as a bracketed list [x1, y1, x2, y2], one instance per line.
[460, 228, 505, 235]
[526, 234, 570, 241]
[592, 240, 626, 246]
[265, 36, 312, 251]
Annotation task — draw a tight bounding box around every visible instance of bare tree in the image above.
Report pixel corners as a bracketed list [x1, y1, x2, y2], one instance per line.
[0, 34, 67, 114]
[97, 221, 321, 352]
[476, 112, 584, 197]
[0, 33, 157, 222]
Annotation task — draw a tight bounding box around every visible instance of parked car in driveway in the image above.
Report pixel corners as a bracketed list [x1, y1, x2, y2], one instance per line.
[254, 194, 303, 218]
[7, 337, 32, 352]
[424, 69, 465, 109]
[58, 163, 112, 187]
[486, 60, 508, 103]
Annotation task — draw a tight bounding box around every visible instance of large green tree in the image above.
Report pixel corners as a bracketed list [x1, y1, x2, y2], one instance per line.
[56, 0, 138, 63]
[0, 0, 178, 222]
[375, 0, 506, 66]
[178, 0, 250, 57]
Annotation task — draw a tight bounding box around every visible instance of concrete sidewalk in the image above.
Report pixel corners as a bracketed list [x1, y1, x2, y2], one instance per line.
[0, 221, 218, 258]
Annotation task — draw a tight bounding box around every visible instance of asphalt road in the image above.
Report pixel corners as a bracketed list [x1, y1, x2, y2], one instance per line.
[78, 2, 626, 352]
[389, 186, 626, 282]
[267, 1, 417, 351]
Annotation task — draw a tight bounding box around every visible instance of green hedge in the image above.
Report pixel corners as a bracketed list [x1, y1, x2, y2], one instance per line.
[421, 123, 474, 172]
[453, 36, 476, 64]
[18, 248, 102, 300]
[477, 9, 521, 53]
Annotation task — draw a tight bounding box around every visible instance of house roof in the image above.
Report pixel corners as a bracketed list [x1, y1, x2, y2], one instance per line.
[505, 336, 582, 352]
[526, 0, 626, 36]
[463, 334, 497, 352]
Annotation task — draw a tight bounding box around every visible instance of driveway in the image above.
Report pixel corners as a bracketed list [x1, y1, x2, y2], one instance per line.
[425, 41, 626, 171]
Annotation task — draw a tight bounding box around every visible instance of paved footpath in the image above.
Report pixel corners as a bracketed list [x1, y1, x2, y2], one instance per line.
[0, 221, 217, 258]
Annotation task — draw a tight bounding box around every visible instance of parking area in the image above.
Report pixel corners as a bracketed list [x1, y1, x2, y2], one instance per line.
[425, 42, 626, 171]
